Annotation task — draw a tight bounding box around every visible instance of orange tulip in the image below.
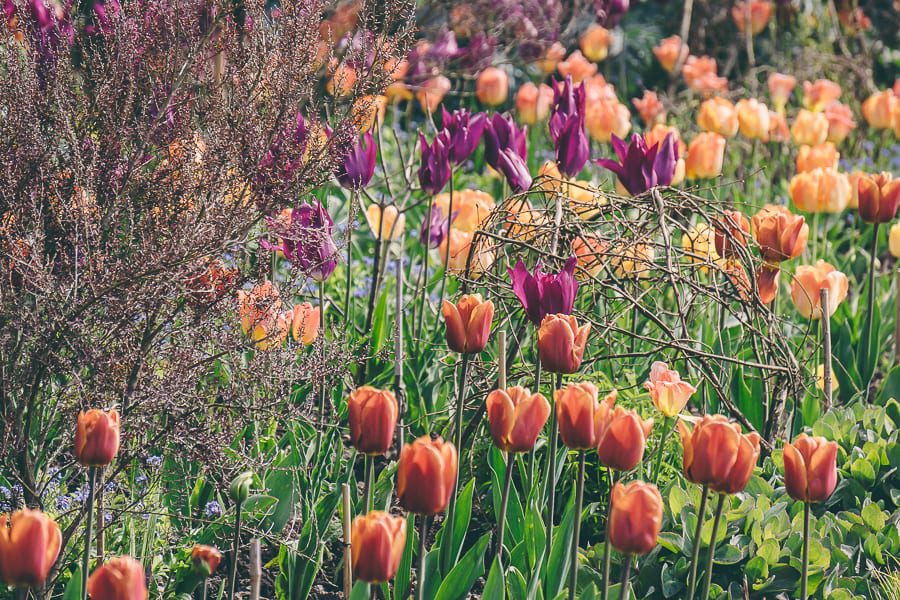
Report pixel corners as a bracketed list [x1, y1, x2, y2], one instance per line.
[731, 0, 772, 35]
[554, 381, 602, 450]
[327, 62, 357, 97]
[755, 263, 781, 305]
[238, 280, 282, 336]
[796, 143, 839, 173]
[847, 170, 865, 210]
[608, 481, 663, 556]
[0, 509, 61, 587]
[697, 97, 739, 138]
[632, 91, 666, 126]
[348, 386, 399, 455]
[442, 293, 494, 354]
[572, 234, 609, 278]
[87, 556, 149, 600]
[861, 90, 897, 130]
[75, 408, 121, 467]
[678, 415, 761, 494]
[682, 56, 727, 96]
[433, 189, 495, 233]
[802, 79, 842, 112]
[789, 260, 849, 319]
[515, 82, 554, 125]
[685, 132, 726, 180]
[538, 314, 591, 374]
[609, 241, 655, 279]
[824, 102, 856, 144]
[438, 228, 496, 276]
[536, 42, 566, 74]
[190, 545, 222, 577]
[289, 302, 320, 346]
[416, 75, 451, 114]
[783, 434, 838, 503]
[486, 386, 551, 452]
[791, 109, 829, 146]
[644, 361, 696, 417]
[767, 72, 797, 113]
[713, 209, 751, 259]
[653, 35, 688, 73]
[365, 203, 406, 241]
[585, 97, 631, 143]
[580, 24, 611, 62]
[644, 124, 686, 157]
[595, 390, 654, 471]
[397, 436, 457, 515]
[857, 172, 900, 223]
[557, 50, 597, 83]
[767, 110, 790, 143]
[751, 204, 809, 262]
[736, 98, 770, 140]
[788, 168, 850, 214]
[475, 67, 509, 107]
[351, 511, 407, 583]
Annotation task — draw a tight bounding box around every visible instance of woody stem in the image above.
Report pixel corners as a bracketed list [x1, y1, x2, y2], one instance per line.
[686, 485, 709, 600]
[801, 502, 810, 600]
[441, 352, 470, 575]
[15, 587, 27, 600]
[699, 494, 726, 600]
[568, 450, 587, 600]
[496, 451, 514, 565]
[80, 466, 96, 600]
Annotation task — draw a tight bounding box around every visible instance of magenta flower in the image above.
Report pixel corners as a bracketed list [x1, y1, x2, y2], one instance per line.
[419, 204, 456, 249]
[336, 131, 376, 190]
[594, 0, 630, 27]
[441, 107, 486, 165]
[496, 148, 533, 193]
[262, 200, 338, 282]
[508, 256, 579, 326]
[596, 133, 678, 196]
[549, 77, 586, 143]
[550, 78, 589, 178]
[418, 130, 453, 195]
[483, 113, 528, 170]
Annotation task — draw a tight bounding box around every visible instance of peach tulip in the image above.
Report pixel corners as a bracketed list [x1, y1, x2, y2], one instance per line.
[791, 109, 829, 146]
[538, 314, 590, 374]
[87, 556, 148, 600]
[515, 82, 554, 125]
[736, 98, 770, 140]
[783, 434, 838, 503]
[632, 91, 666, 126]
[486, 386, 551, 452]
[351, 511, 407, 583]
[433, 189, 495, 233]
[861, 90, 897, 130]
[365, 203, 405, 241]
[713, 209, 751, 259]
[595, 390, 654, 471]
[580, 24, 611, 62]
[824, 101, 857, 144]
[238, 280, 281, 336]
[768, 72, 797, 113]
[75, 409, 120, 467]
[697, 97, 739, 138]
[572, 234, 609, 278]
[442, 293, 494, 354]
[796, 143, 839, 173]
[802, 79, 842, 112]
[536, 42, 566, 74]
[644, 361, 696, 417]
[731, 0, 772, 35]
[586, 98, 632, 143]
[608, 481, 663, 556]
[847, 170, 865, 210]
[327, 62, 357, 97]
[416, 75, 451, 114]
[557, 50, 597, 83]
[609, 241, 655, 279]
[438, 228, 496, 276]
[289, 302, 320, 346]
[679, 414, 761, 494]
[890, 222, 900, 258]
[397, 436, 457, 515]
[191, 545, 222, 576]
[0, 509, 61, 587]
[788, 168, 851, 214]
[755, 263, 781, 305]
[554, 381, 602, 450]
[348, 386, 399, 455]
[682, 223, 720, 268]
[644, 124, 686, 157]
[789, 260, 849, 319]
[476, 67, 509, 107]
[767, 110, 790, 143]
[751, 204, 809, 262]
[685, 132, 726, 180]
[653, 35, 688, 73]
[857, 172, 900, 223]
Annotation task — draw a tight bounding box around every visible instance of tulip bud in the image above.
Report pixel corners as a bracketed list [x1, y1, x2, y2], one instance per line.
[75, 409, 120, 467]
[644, 361, 696, 417]
[348, 386, 399, 455]
[191, 545, 222, 578]
[767, 72, 797, 113]
[87, 556, 148, 600]
[515, 82, 554, 125]
[351, 511, 407, 583]
[890, 222, 900, 258]
[442, 294, 494, 354]
[608, 481, 663, 555]
[653, 35, 688, 73]
[782, 434, 838, 503]
[416, 75, 451, 114]
[475, 67, 509, 107]
[678, 415, 761, 494]
[796, 143, 839, 173]
[486, 386, 550, 452]
[857, 172, 900, 224]
[736, 98, 770, 140]
[595, 390, 654, 471]
[289, 302, 320, 346]
[397, 436, 457, 515]
[861, 90, 897, 130]
[789, 260, 849, 319]
[229, 471, 254, 504]
[538, 314, 591, 374]
[0, 509, 62, 587]
[791, 109, 829, 146]
[365, 203, 406, 241]
[697, 97, 739, 138]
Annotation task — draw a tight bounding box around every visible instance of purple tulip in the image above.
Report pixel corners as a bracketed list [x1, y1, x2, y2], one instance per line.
[594, 0, 630, 28]
[441, 107, 486, 166]
[418, 130, 452, 195]
[419, 204, 456, 249]
[549, 77, 586, 143]
[496, 148, 533, 193]
[508, 256, 579, 326]
[457, 33, 497, 71]
[550, 78, 589, 178]
[483, 113, 528, 170]
[336, 131, 376, 190]
[84, 0, 120, 35]
[261, 200, 339, 282]
[596, 133, 679, 196]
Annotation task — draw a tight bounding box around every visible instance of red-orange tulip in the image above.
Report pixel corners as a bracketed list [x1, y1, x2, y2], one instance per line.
[608, 481, 663, 556]
[538, 314, 591, 374]
[75, 408, 120, 467]
[713, 209, 750, 259]
[653, 35, 688, 73]
[191, 545, 222, 577]
[87, 556, 148, 600]
[679, 415, 761, 494]
[348, 386, 398, 455]
[486, 386, 550, 452]
[351, 511, 407, 583]
[397, 436, 458, 515]
[0, 509, 61, 587]
[554, 382, 602, 450]
[557, 50, 597, 83]
[595, 390, 654, 471]
[442, 294, 494, 354]
[857, 172, 900, 224]
[751, 204, 808, 263]
[783, 434, 838, 503]
[731, 0, 772, 35]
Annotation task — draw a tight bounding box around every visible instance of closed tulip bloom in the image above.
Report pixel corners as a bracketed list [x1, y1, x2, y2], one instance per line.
[476, 67, 509, 106]
[441, 108, 486, 166]
[790, 260, 849, 319]
[554, 381, 602, 449]
[713, 209, 751, 259]
[767, 110, 790, 143]
[736, 98, 770, 140]
[796, 143, 839, 173]
[644, 361, 696, 417]
[438, 229, 496, 276]
[697, 97, 739, 138]
[681, 223, 719, 268]
[824, 102, 857, 144]
[348, 386, 399, 455]
[557, 50, 597, 83]
[791, 109, 829, 146]
[416, 75, 452, 114]
[397, 436, 457, 515]
[731, 0, 772, 34]
[890, 223, 900, 258]
[508, 257, 579, 326]
[595, 390, 654, 471]
[190, 545, 222, 577]
[679, 415, 761, 494]
[608, 481, 663, 556]
[751, 204, 809, 262]
[351, 511, 407, 583]
[685, 132, 726, 180]
[515, 82, 554, 125]
[442, 293, 494, 354]
[289, 302, 320, 346]
[87, 556, 148, 600]
[418, 130, 452, 195]
[585, 97, 632, 143]
[861, 90, 897, 130]
[857, 172, 900, 223]
[538, 314, 591, 374]
[783, 434, 838, 503]
[802, 79, 842, 112]
[75, 408, 120, 467]
[755, 263, 781, 305]
[572, 234, 609, 278]
[788, 168, 850, 214]
[336, 131, 376, 190]
[536, 42, 566, 74]
[632, 91, 666, 126]
[580, 24, 611, 62]
[768, 72, 797, 113]
[365, 203, 406, 241]
[486, 386, 551, 452]
[0, 509, 61, 587]
[653, 35, 688, 73]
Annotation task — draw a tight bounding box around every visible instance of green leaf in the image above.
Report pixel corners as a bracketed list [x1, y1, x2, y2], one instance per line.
[371, 289, 390, 354]
[63, 567, 82, 600]
[447, 478, 475, 568]
[434, 532, 491, 600]
[861, 501, 887, 531]
[394, 513, 416, 600]
[545, 490, 576, 599]
[850, 458, 876, 486]
[348, 582, 371, 600]
[877, 365, 900, 405]
[507, 567, 529, 600]
[483, 557, 506, 600]
[745, 556, 768, 582]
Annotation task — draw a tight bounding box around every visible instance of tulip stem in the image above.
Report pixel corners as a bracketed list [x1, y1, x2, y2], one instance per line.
[434, 171, 455, 334]
[496, 451, 514, 565]
[652, 416, 674, 486]
[442, 352, 470, 575]
[863, 222, 879, 392]
[801, 502, 810, 600]
[543, 373, 562, 599]
[619, 555, 633, 600]
[81, 466, 96, 600]
[686, 485, 709, 600]
[315, 279, 328, 459]
[820, 287, 833, 413]
[364, 454, 375, 513]
[416, 198, 434, 345]
[528, 357, 542, 496]
[344, 189, 357, 329]
[417, 514, 430, 600]
[568, 451, 587, 600]
[228, 501, 243, 600]
[601, 468, 618, 600]
[699, 494, 726, 600]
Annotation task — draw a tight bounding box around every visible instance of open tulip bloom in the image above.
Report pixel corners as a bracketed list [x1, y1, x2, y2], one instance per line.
[441, 106, 486, 166]
[418, 130, 453, 196]
[596, 133, 679, 196]
[335, 130, 376, 190]
[261, 200, 339, 282]
[509, 256, 579, 326]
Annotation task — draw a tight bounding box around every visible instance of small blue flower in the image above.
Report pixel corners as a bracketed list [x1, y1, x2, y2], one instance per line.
[56, 495, 72, 511]
[204, 501, 222, 518]
[146, 455, 162, 468]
